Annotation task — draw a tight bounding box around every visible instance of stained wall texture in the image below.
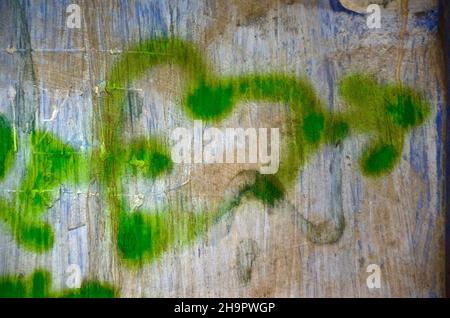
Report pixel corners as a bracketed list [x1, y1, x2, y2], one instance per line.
[0, 0, 447, 297]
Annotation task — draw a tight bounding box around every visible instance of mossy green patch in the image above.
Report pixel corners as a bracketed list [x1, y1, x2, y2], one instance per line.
[0, 270, 49, 298]
[339, 74, 383, 108]
[237, 74, 317, 110]
[0, 270, 117, 298]
[30, 270, 51, 298]
[117, 212, 154, 262]
[0, 276, 26, 298]
[327, 120, 349, 144]
[243, 174, 285, 207]
[15, 222, 54, 252]
[303, 112, 325, 144]
[0, 115, 15, 180]
[62, 282, 117, 298]
[186, 80, 235, 119]
[117, 208, 210, 266]
[19, 132, 84, 210]
[385, 87, 429, 128]
[127, 137, 173, 179]
[0, 131, 86, 252]
[361, 144, 399, 176]
[339, 74, 430, 177]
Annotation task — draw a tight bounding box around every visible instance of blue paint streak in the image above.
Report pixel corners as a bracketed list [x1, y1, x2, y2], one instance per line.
[329, 0, 361, 15]
[439, 0, 450, 297]
[414, 10, 439, 32]
[435, 86, 444, 215]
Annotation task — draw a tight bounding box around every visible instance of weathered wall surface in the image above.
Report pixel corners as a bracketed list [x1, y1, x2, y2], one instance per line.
[0, 0, 446, 297]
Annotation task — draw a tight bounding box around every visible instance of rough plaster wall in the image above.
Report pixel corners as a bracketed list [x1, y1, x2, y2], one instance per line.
[0, 0, 446, 297]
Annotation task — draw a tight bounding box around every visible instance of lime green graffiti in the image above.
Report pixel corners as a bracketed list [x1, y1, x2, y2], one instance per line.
[0, 132, 88, 252]
[0, 38, 430, 267]
[0, 115, 15, 180]
[117, 208, 210, 267]
[0, 270, 117, 298]
[126, 137, 173, 179]
[339, 74, 429, 176]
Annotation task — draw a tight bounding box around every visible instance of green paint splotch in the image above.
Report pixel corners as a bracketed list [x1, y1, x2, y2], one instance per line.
[102, 39, 429, 262]
[0, 270, 116, 298]
[0, 38, 431, 267]
[117, 208, 210, 266]
[0, 130, 87, 252]
[239, 173, 285, 207]
[127, 137, 173, 179]
[339, 74, 430, 176]
[0, 115, 15, 180]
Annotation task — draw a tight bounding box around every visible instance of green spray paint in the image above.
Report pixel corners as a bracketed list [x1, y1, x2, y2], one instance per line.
[117, 208, 210, 266]
[0, 38, 431, 269]
[0, 270, 117, 298]
[98, 38, 429, 266]
[0, 131, 88, 252]
[338, 74, 430, 176]
[126, 137, 173, 179]
[0, 115, 15, 180]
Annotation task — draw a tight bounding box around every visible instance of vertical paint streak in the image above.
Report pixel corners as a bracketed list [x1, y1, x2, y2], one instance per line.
[439, 0, 450, 298]
[396, 0, 409, 83]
